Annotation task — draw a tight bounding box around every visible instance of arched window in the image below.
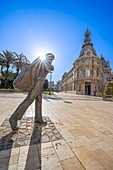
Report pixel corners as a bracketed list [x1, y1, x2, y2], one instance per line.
[86, 69, 90, 77]
[79, 86, 81, 91]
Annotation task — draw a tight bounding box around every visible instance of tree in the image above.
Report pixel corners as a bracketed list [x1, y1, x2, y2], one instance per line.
[13, 52, 30, 77]
[103, 81, 113, 101]
[0, 60, 5, 73]
[0, 50, 14, 88]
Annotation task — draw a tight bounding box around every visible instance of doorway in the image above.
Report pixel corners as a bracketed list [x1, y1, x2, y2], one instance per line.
[85, 82, 91, 95]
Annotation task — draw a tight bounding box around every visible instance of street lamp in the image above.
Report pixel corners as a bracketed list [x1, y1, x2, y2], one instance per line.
[49, 71, 52, 95]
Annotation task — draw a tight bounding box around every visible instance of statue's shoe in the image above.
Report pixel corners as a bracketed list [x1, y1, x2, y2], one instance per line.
[34, 120, 47, 124]
[9, 118, 18, 131]
[34, 121, 47, 127]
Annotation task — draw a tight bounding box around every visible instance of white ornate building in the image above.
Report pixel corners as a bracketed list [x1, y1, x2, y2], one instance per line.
[61, 29, 113, 96]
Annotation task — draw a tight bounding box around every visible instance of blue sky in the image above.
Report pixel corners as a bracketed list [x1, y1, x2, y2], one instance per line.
[0, 0, 113, 82]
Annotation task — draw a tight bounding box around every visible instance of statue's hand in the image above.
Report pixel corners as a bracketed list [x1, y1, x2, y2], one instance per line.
[46, 64, 54, 72]
[45, 53, 54, 71]
[50, 65, 54, 71]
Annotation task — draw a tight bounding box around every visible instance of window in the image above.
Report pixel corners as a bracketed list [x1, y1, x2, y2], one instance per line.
[78, 60, 82, 66]
[85, 60, 92, 64]
[79, 86, 81, 91]
[79, 70, 82, 77]
[73, 69, 77, 79]
[86, 69, 90, 77]
[98, 84, 101, 92]
[73, 83, 76, 91]
[94, 68, 96, 77]
[75, 70, 77, 76]
[97, 68, 99, 77]
[94, 61, 98, 65]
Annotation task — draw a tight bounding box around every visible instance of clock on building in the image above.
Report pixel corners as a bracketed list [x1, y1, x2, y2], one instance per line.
[87, 51, 91, 55]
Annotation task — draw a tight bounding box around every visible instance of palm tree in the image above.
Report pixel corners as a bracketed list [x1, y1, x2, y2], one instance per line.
[13, 52, 30, 77]
[0, 56, 6, 73]
[0, 50, 14, 88]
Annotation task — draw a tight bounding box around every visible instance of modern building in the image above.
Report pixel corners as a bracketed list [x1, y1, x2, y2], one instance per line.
[61, 29, 113, 96]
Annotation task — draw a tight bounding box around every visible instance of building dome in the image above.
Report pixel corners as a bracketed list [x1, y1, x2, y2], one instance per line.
[79, 29, 97, 57]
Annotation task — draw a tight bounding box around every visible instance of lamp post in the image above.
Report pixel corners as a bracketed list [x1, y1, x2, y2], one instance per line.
[49, 71, 52, 95]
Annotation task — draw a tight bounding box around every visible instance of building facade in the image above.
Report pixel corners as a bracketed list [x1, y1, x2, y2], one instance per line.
[61, 29, 112, 96]
[55, 80, 62, 92]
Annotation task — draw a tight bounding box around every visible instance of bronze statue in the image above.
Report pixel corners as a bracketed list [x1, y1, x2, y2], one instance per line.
[9, 53, 54, 130]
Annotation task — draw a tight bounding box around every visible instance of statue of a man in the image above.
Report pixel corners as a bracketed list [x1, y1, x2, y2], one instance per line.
[9, 53, 54, 130]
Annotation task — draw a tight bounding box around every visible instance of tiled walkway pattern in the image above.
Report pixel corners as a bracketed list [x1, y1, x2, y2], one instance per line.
[0, 93, 113, 169]
[0, 117, 62, 151]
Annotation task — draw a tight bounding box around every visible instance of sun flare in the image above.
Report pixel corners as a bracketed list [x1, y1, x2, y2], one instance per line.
[37, 50, 49, 61]
[39, 53, 46, 61]
[32, 45, 55, 61]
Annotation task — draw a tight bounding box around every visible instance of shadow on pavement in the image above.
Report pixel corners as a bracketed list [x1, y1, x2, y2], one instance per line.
[0, 119, 46, 170]
[43, 94, 103, 102]
[62, 97, 103, 102]
[0, 131, 14, 169]
[24, 124, 43, 170]
[43, 94, 62, 101]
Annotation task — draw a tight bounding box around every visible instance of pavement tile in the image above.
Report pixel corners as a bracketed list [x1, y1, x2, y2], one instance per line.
[42, 146, 55, 157]
[77, 126, 97, 138]
[77, 136, 99, 151]
[69, 128, 83, 137]
[17, 146, 29, 169]
[73, 146, 105, 170]
[0, 156, 10, 168]
[42, 153, 63, 170]
[67, 139, 83, 149]
[58, 127, 75, 141]
[9, 154, 18, 165]
[92, 148, 113, 169]
[8, 163, 18, 170]
[90, 137, 102, 143]
[52, 139, 74, 161]
[0, 167, 9, 170]
[42, 142, 53, 149]
[0, 149, 11, 158]
[17, 145, 41, 170]
[96, 141, 113, 159]
[61, 157, 85, 170]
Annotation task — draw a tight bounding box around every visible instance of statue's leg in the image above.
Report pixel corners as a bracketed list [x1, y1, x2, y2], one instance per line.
[9, 82, 43, 130]
[35, 92, 43, 123]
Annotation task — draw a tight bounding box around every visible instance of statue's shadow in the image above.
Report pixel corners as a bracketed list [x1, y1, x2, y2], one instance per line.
[24, 124, 43, 170]
[0, 130, 15, 169]
[0, 118, 44, 170]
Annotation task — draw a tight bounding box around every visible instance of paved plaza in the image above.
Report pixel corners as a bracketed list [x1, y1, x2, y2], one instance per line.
[0, 92, 113, 170]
